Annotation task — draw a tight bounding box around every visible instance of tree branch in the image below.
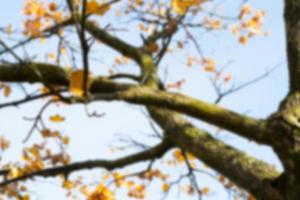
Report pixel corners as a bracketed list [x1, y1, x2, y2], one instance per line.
[284, 0, 300, 92]
[0, 140, 172, 187]
[0, 62, 270, 144]
[84, 21, 142, 62]
[149, 108, 281, 200]
[92, 87, 270, 144]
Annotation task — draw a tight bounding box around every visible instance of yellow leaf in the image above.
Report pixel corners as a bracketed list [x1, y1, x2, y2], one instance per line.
[3, 85, 11, 97]
[239, 35, 248, 44]
[22, 195, 30, 200]
[69, 70, 91, 96]
[22, 0, 46, 17]
[239, 4, 252, 19]
[162, 183, 170, 192]
[62, 136, 70, 145]
[10, 167, 22, 178]
[88, 183, 115, 200]
[202, 58, 216, 72]
[86, 0, 110, 16]
[80, 186, 90, 197]
[125, 181, 134, 189]
[27, 146, 41, 159]
[62, 180, 75, 190]
[49, 114, 65, 123]
[0, 136, 10, 151]
[171, 0, 202, 15]
[201, 187, 210, 195]
[24, 19, 42, 36]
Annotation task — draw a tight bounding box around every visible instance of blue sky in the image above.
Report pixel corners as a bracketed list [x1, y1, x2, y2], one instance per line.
[0, 0, 287, 199]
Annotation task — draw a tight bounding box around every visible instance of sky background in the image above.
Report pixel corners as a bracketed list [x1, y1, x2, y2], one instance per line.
[0, 0, 287, 199]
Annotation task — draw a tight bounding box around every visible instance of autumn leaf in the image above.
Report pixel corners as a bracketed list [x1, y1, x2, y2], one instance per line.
[88, 183, 115, 200]
[239, 4, 252, 19]
[62, 136, 70, 145]
[224, 74, 232, 83]
[3, 85, 12, 97]
[48, 2, 57, 12]
[62, 180, 76, 190]
[201, 187, 210, 195]
[0, 136, 10, 151]
[40, 129, 60, 138]
[148, 42, 159, 53]
[171, 0, 202, 15]
[49, 114, 65, 123]
[9, 167, 23, 178]
[22, 195, 30, 200]
[24, 19, 42, 36]
[239, 35, 249, 44]
[162, 183, 170, 192]
[86, 0, 111, 16]
[202, 58, 216, 72]
[128, 184, 146, 199]
[203, 18, 222, 29]
[69, 69, 91, 96]
[22, 0, 46, 17]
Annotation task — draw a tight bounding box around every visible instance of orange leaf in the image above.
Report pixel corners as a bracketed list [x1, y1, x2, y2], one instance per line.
[201, 187, 210, 195]
[48, 2, 57, 11]
[86, 0, 110, 16]
[162, 183, 170, 192]
[3, 85, 12, 97]
[171, 0, 203, 15]
[49, 114, 65, 123]
[62, 180, 75, 190]
[62, 136, 70, 145]
[239, 35, 248, 44]
[69, 70, 91, 96]
[148, 42, 159, 53]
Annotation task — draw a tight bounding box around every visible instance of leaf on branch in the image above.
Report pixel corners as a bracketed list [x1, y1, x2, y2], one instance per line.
[69, 69, 91, 96]
[0, 136, 10, 151]
[147, 42, 159, 53]
[171, 0, 203, 15]
[62, 136, 70, 145]
[86, 0, 111, 16]
[88, 183, 115, 200]
[49, 114, 65, 123]
[201, 187, 210, 195]
[3, 85, 12, 97]
[202, 58, 216, 72]
[162, 183, 170, 192]
[239, 35, 249, 44]
[48, 2, 57, 12]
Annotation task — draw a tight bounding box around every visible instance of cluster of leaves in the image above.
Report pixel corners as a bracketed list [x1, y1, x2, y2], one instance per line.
[0, 127, 70, 199]
[22, 0, 64, 36]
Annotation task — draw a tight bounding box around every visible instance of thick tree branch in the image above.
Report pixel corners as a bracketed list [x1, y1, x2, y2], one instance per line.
[0, 63, 68, 85]
[92, 87, 270, 144]
[284, 0, 300, 92]
[150, 108, 281, 200]
[0, 63, 269, 144]
[0, 140, 172, 187]
[0, 63, 132, 93]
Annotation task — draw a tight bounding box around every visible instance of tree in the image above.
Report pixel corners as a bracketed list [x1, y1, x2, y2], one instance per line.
[0, 0, 297, 199]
